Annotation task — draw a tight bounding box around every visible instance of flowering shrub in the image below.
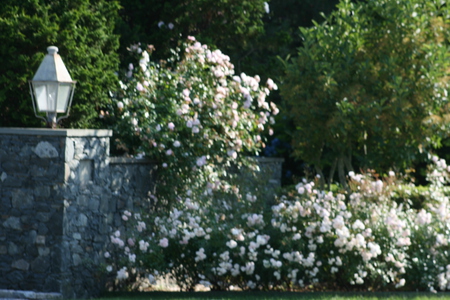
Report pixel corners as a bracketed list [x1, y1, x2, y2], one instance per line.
[104, 36, 450, 293]
[106, 37, 278, 206]
[107, 155, 450, 292]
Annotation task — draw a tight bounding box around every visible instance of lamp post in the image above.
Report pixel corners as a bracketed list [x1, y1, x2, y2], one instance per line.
[29, 46, 76, 128]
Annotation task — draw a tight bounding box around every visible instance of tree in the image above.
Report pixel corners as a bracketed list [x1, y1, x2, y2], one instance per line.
[281, 0, 450, 186]
[0, 0, 120, 128]
[116, 0, 267, 67]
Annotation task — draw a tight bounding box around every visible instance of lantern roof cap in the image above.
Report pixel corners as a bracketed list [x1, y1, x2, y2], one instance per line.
[32, 46, 74, 82]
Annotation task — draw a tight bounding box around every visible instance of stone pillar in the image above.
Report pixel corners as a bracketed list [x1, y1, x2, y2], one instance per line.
[0, 128, 112, 298]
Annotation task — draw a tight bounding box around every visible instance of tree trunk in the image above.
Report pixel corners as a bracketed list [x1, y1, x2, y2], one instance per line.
[344, 155, 354, 173]
[315, 165, 325, 190]
[337, 156, 348, 188]
[328, 158, 337, 190]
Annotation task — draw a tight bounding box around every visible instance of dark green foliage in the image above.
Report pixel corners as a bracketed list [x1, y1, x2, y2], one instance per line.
[116, 0, 267, 66]
[281, 0, 450, 185]
[116, 0, 339, 76]
[237, 0, 339, 77]
[252, 0, 340, 185]
[0, 0, 120, 128]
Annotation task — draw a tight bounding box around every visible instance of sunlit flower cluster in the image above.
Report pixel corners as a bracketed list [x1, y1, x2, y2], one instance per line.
[105, 35, 450, 293]
[106, 157, 450, 292]
[108, 37, 277, 207]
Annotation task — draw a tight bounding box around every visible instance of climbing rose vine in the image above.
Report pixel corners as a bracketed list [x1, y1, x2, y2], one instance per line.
[106, 37, 278, 207]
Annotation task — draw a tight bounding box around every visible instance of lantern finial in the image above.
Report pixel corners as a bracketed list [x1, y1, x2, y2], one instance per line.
[47, 46, 58, 55]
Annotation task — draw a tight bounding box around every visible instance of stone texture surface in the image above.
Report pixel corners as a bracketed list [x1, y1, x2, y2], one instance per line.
[0, 130, 157, 299]
[0, 129, 282, 299]
[0, 288, 62, 299]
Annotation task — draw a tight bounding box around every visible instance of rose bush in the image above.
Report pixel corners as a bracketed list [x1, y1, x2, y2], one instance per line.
[107, 155, 450, 292]
[104, 37, 450, 293]
[105, 37, 278, 207]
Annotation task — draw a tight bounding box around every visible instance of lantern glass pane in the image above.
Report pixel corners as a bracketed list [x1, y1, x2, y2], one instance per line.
[33, 83, 51, 111]
[47, 84, 57, 111]
[57, 84, 72, 113]
[33, 82, 73, 113]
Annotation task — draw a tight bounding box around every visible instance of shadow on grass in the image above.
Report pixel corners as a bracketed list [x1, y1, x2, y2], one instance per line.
[100, 291, 450, 300]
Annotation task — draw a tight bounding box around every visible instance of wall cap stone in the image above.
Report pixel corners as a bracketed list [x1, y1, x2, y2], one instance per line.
[0, 289, 62, 300]
[0, 128, 112, 137]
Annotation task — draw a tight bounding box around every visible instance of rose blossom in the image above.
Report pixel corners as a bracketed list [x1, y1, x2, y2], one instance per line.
[159, 237, 169, 248]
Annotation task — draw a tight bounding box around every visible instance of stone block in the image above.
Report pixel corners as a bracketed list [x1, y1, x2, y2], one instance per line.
[0, 148, 8, 162]
[36, 212, 51, 222]
[48, 213, 63, 235]
[64, 163, 70, 182]
[31, 255, 50, 272]
[8, 242, 19, 255]
[34, 158, 51, 168]
[65, 138, 75, 162]
[0, 196, 11, 209]
[107, 195, 117, 212]
[91, 185, 104, 195]
[70, 242, 83, 254]
[110, 175, 122, 191]
[33, 141, 59, 158]
[47, 163, 62, 180]
[67, 159, 79, 171]
[34, 186, 51, 199]
[56, 242, 69, 270]
[94, 235, 106, 243]
[29, 166, 45, 178]
[70, 170, 77, 181]
[19, 144, 34, 157]
[37, 223, 49, 235]
[72, 253, 82, 266]
[6, 270, 25, 284]
[2, 175, 24, 187]
[99, 195, 110, 212]
[78, 160, 93, 185]
[74, 139, 87, 160]
[20, 214, 34, 229]
[43, 280, 62, 295]
[88, 198, 100, 211]
[75, 213, 88, 227]
[3, 216, 21, 230]
[38, 247, 50, 256]
[2, 161, 22, 172]
[12, 259, 30, 271]
[36, 235, 46, 245]
[77, 195, 88, 207]
[28, 230, 37, 244]
[11, 189, 34, 209]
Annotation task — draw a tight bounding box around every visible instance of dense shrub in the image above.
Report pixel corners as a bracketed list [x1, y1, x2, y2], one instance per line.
[281, 0, 450, 184]
[0, 0, 120, 128]
[104, 37, 278, 207]
[106, 155, 450, 292]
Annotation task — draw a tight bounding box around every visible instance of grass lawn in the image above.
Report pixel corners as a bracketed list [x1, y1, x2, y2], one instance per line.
[100, 291, 450, 300]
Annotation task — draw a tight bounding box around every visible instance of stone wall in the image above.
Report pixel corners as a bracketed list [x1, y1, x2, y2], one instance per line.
[0, 128, 158, 298]
[0, 128, 282, 298]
